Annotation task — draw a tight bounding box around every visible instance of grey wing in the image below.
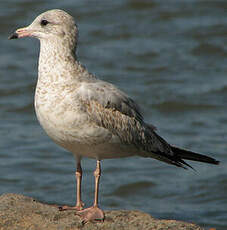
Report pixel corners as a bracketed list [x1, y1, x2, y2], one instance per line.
[76, 80, 144, 122]
[75, 81, 168, 150]
[75, 81, 195, 168]
[75, 81, 190, 167]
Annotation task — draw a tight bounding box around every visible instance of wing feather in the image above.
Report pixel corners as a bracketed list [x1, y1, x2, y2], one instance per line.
[75, 81, 169, 154]
[72, 79, 217, 169]
[76, 80, 144, 122]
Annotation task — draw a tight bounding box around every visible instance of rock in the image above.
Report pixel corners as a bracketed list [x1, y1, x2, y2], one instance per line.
[0, 193, 203, 230]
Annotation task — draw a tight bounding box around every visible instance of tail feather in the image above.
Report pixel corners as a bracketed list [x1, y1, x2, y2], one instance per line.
[171, 145, 219, 165]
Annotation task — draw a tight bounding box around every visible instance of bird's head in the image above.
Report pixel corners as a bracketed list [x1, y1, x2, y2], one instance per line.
[9, 9, 78, 48]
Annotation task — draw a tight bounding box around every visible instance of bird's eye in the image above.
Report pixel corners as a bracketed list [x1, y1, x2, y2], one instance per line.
[40, 19, 49, 26]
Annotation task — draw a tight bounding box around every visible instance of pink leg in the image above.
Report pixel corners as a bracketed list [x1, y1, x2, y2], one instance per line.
[59, 161, 84, 211]
[76, 160, 104, 223]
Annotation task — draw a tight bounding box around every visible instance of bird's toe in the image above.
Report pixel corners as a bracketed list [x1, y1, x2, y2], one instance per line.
[76, 206, 105, 224]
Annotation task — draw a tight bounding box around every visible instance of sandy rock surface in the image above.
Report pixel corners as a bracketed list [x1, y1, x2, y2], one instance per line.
[0, 193, 204, 230]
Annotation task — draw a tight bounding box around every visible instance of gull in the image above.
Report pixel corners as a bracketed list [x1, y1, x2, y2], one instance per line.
[9, 9, 219, 223]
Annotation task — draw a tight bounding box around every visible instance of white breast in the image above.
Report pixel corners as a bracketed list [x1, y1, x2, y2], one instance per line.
[35, 82, 119, 157]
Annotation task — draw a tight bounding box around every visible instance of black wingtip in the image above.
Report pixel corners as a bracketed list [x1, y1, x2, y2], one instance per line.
[8, 32, 18, 40]
[171, 145, 220, 165]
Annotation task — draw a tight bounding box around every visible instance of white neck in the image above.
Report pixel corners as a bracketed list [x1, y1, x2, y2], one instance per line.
[38, 38, 78, 83]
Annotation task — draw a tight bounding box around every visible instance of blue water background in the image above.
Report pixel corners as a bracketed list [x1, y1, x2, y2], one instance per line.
[0, 1, 227, 229]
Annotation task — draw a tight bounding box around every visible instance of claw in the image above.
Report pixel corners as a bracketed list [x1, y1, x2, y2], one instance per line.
[58, 203, 84, 211]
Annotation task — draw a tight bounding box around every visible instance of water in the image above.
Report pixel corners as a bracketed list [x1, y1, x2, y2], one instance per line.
[0, 0, 227, 229]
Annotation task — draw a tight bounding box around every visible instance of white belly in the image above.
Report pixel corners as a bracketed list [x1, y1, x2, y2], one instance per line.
[34, 88, 137, 160]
